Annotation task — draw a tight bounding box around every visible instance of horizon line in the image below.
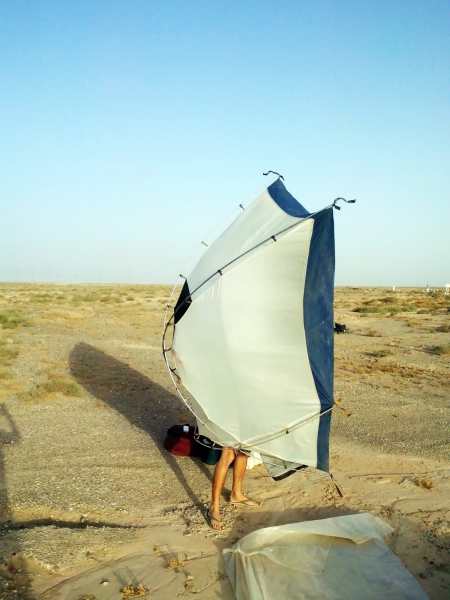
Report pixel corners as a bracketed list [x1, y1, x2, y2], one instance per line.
[1, 280, 449, 289]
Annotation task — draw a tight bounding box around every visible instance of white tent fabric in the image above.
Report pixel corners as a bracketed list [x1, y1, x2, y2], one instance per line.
[165, 179, 335, 474]
[223, 513, 427, 600]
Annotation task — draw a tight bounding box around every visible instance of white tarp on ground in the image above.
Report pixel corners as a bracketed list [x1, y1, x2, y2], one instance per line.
[223, 513, 427, 600]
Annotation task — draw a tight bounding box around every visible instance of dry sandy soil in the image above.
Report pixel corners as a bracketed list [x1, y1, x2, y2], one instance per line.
[0, 284, 449, 599]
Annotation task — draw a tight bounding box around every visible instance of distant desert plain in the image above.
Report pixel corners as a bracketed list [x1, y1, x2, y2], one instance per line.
[0, 284, 449, 599]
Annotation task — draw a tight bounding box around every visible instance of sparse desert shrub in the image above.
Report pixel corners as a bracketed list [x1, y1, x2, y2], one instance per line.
[121, 584, 149, 598]
[21, 376, 83, 401]
[434, 307, 450, 315]
[0, 342, 19, 365]
[425, 344, 450, 356]
[360, 329, 382, 337]
[0, 311, 29, 329]
[399, 316, 431, 330]
[40, 378, 83, 396]
[78, 294, 98, 302]
[99, 295, 121, 303]
[336, 357, 432, 380]
[411, 295, 450, 314]
[378, 296, 396, 304]
[364, 349, 392, 358]
[353, 306, 371, 313]
[34, 293, 53, 303]
[353, 303, 416, 315]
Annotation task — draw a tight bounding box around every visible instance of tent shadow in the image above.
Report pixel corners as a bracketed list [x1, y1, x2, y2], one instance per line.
[69, 342, 212, 514]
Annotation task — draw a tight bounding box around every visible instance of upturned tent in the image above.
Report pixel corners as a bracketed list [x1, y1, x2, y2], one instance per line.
[163, 177, 352, 478]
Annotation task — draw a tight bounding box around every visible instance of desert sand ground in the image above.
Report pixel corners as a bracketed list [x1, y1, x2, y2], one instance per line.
[0, 284, 448, 599]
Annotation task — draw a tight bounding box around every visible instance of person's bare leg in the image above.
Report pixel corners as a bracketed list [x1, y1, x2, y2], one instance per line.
[230, 451, 248, 502]
[209, 448, 235, 529]
[230, 452, 259, 506]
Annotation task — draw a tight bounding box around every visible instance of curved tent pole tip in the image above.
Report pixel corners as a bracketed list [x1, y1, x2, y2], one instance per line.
[263, 170, 285, 181]
[332, 197, 357, 211]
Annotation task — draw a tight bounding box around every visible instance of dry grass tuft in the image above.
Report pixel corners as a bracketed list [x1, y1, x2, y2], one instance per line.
[359, 329, 382, 337]
[415, 478, 433, 490]
[0, 311, 29, 329]
[378, 295, 396, 304]
[364, 349, 392, 358]
[40, 378, 83, 396]
[350, 289, 449, 317]
[33, 293, 54, 303]
[21, 375, 83, 402]
[167, 557, 186, 570]
[98, 295, 121, 303]
[120, 584, 149, 598]
[353, 303, 416, 315]
[336, 356, 434, 381]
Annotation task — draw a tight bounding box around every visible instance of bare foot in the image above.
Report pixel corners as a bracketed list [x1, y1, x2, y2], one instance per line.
[230, 494, 260, 507]
[207, 505, 223, 530]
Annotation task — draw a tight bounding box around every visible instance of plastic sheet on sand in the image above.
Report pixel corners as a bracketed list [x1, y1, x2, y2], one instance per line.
[223, 512, 427, 600]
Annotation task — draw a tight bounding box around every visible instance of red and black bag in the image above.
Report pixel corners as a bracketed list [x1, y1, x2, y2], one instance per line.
[164, 424, 195, 456]
[164, 424, 222, 464]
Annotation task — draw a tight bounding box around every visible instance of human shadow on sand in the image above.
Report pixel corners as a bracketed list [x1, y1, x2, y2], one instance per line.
[69, 343, 212, 514]
[0, 404, 35, 598]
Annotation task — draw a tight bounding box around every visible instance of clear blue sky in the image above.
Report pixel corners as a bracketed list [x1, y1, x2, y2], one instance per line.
[1, 1, 449, 286]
